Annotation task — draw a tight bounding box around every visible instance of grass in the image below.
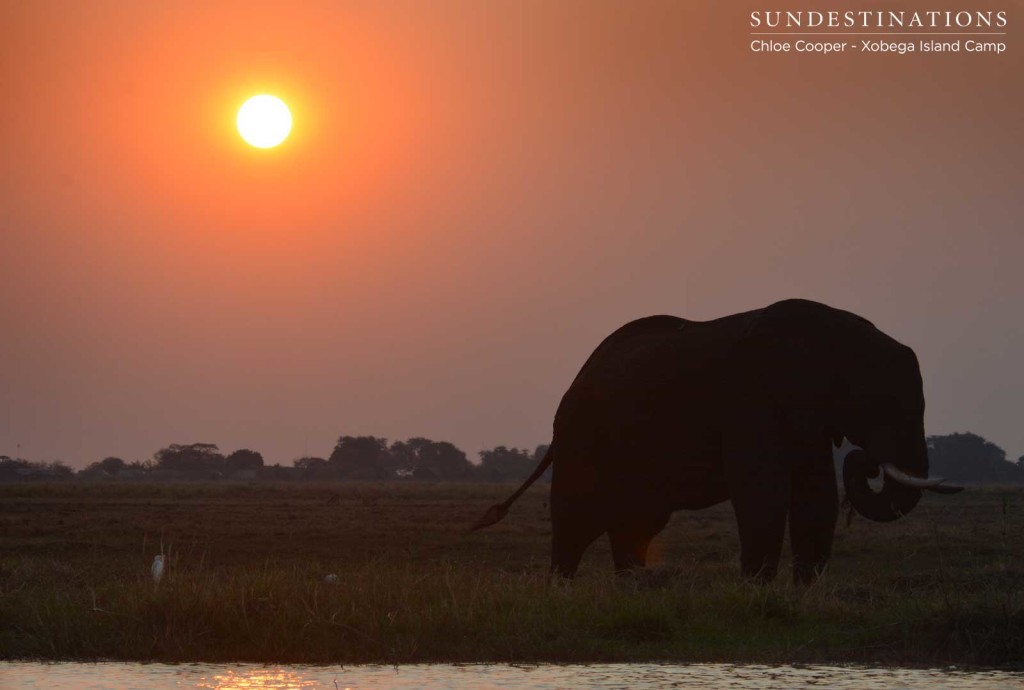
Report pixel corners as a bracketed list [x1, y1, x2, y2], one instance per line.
[1, 482, 1022, 666]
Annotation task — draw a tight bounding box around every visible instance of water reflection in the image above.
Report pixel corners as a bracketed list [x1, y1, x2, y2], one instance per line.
[195, 668, 324, 689]
[3, 662, 1023, 689]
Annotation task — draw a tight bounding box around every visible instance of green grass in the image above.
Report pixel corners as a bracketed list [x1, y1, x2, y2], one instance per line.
[1, 482, 1022, 665]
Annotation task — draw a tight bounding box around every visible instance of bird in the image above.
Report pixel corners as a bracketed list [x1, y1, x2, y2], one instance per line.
[152, 554, 164, 584]
[324, 573, 339, 584]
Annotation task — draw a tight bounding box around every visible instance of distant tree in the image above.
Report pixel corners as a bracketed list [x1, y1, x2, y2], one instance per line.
[0, 458, 72, 481]
[99, 456, 126, 475]
[294, 456, 327, 470]
[328, 436, 393, 480]
[0, 454, 29, 481]
[408, 439, 474, 481]
[154, 443, 225, 477]
[388, 439, 425, 477]
[260, 463, 299, 481]
[225, 449, 264, 473]
[477, 446, 535, 482]
[294, 456, 335, 480]
[80, 456, 126, 478]
[49, 461, 74, 479]
[927, 432, 1024, 484]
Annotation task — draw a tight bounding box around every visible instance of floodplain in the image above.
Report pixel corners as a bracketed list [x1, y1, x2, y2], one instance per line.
[2, 482, 1021, 666]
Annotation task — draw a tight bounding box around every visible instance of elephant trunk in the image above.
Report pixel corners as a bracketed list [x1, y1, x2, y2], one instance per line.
[842, 449, 922, 522]
[842, 421, 964, 521]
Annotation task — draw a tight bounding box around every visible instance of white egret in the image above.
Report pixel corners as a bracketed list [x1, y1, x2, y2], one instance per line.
[152, 554, 164, 584]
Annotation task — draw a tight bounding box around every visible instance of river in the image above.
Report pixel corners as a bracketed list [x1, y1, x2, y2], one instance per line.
[3, 662, 1022, 689]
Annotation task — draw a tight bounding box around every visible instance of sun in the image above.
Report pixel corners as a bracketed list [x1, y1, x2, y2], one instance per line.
[237, 95, 292, 148]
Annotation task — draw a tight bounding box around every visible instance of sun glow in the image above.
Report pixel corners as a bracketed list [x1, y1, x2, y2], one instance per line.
[237, 95, 292, 148]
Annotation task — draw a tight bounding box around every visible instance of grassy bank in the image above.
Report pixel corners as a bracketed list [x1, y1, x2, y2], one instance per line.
[2, 482, 1022, 665]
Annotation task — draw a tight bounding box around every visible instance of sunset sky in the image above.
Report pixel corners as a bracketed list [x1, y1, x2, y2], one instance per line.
[2, 1, 1021, 468]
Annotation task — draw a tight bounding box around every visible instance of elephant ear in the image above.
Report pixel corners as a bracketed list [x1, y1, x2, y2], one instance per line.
[737, 302, 840, 439]
[826, 312, 924, 437]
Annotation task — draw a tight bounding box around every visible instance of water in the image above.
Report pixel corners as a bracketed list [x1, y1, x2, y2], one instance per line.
[2, 663, 1022, 689]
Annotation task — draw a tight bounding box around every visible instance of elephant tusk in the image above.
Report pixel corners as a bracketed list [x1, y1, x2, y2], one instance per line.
[880, 463, 947, 489]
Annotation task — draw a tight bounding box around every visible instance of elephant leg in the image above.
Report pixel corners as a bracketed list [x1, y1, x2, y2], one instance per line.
[723, 410, 791, 583]
[550, 516, 603, 578]
[549, 490, 605, 578]
[607, 512, 671, 573]
[730, 470, 790, 583]
[789, 452, 838, 585]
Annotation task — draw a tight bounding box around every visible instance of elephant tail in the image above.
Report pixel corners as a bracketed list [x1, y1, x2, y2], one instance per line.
[471, 446, 554, 531]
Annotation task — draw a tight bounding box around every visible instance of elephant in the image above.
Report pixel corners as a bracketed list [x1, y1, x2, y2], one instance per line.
[473, 298, 962, 584]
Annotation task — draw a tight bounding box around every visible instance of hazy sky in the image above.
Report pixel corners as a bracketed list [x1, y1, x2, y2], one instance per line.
[2, 1, 1021, 468]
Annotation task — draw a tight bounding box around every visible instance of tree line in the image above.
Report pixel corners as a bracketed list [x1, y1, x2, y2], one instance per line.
[1, 431, 1022, 485]
[0, 436, 550, 484]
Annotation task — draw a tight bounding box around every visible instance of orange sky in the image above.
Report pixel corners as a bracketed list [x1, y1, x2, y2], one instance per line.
[2, 1, 1022, 467]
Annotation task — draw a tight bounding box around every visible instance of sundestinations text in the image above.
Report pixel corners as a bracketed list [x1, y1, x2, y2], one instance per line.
[750, 10, 1007, 29]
